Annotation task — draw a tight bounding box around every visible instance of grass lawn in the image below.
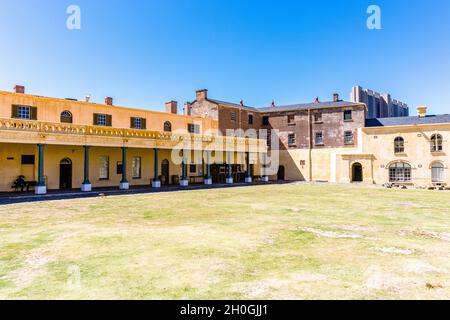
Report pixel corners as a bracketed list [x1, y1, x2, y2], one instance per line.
[0, 183, 449, 300]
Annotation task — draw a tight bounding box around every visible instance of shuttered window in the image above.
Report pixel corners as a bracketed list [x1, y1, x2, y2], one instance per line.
[94, 114, 112, 126]
[130, 117, 146, 129]
[12, 105, 37, 120]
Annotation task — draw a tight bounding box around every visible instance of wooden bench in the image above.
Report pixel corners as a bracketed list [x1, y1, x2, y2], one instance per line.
[11, 181, 37, 192]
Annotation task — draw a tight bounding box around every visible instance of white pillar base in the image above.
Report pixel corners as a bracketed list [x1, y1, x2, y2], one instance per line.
[180, 180, 189, 187]
[81, 183, 92, 192]
[119, 182, 129, 190]
[152, 180, 161, 188]
[35, 186, 47, 195]
[245, 177, 253, 183]
[226, 178, 234, 184]
[204, 178, 213, 185]
[261, 176, 269, 182]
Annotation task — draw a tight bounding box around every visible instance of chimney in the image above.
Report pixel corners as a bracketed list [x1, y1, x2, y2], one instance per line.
[315, 96, 320, 104]
[105, 97, 113, 106]
[196, 89, 208, 101]
[184, 102, 192, 116]
[165, 101, 178, 114]
[333, 93, 340, 102]
[14, 85, 25, 94]
[417, 106, 428, 118]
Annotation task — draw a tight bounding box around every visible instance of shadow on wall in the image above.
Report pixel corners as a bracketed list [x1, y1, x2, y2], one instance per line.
[264, 123, 306, 182]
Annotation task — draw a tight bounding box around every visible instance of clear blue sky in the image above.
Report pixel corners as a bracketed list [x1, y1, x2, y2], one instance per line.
[1, 0, 449, 114]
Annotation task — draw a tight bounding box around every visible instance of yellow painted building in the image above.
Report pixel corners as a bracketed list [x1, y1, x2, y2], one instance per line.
[0, 87, 267, 194]
[1, 85, 447, 194]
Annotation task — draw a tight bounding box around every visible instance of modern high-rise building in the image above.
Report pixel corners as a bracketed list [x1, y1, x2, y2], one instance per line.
[350, 86, 409, 119]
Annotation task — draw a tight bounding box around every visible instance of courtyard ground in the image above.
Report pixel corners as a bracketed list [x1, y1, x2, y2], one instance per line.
[0, 183, 449, 300]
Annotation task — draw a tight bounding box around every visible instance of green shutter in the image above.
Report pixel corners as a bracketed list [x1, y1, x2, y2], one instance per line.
[93, 113, 99, 125]
[106, 114, 112, 127]
[130, 117, 135, 128]
[141, 118, 146, 130]
[11, 105, 18, 118]
[30, 107, 38, 120]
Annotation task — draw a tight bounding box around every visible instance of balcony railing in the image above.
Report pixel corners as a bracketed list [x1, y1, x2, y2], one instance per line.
[0, 118, 266, 150]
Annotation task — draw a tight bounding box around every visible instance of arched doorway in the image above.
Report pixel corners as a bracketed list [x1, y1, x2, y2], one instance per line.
[277, 165, 285, 181]
[60, 158, 72, 189]
[352, 162, 363, 182]
[161, 159, 170, 185]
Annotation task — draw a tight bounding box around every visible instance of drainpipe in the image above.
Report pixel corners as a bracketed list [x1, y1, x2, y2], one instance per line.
[308, 108, 313, 181]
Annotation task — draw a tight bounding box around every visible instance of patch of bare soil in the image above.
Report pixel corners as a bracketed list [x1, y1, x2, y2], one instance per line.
[364, 265, 420, 292]
[298, 227, 362, 239]
[376, 247, 414, 255]
[329, 224, 380, 232]
[8, 249, 55, 290]
[230, 272, 327, 299]
[402, 259, 443, 274]
[399, 229, 450, 242]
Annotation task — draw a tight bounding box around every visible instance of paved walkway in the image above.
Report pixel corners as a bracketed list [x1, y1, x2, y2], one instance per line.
[0, 181, 288, 205]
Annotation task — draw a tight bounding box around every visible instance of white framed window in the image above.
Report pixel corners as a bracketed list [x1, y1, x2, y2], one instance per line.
[97, 114, 107, 126]
[18, 106, 31, 119]
[288, 133, 296, 146]
[132, 156, 141, 179]
[431, 162, 445, 183]
[344, 131, 354, 144]
[389, 162, 411, 182]
[99, 156, 109, 180]
[394, 137, 405, 153]
[431, 134, 443, 152]
[315, 131, 324, 145]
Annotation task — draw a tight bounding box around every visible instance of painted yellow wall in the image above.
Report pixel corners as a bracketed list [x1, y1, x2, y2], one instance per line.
[361, 125, 450, 186]
[0, 90, 218, 134]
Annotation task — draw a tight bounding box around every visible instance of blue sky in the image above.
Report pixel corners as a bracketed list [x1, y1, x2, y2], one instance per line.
[0, 0, 449, 114]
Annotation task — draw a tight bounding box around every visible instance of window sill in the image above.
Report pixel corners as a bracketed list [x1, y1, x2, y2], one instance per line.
[394, 152, 407, 156]
[315, 143, 325, 147]
[344, 142, 355, 145]
[288, 123, 296, 126]
[344, 119, 354, 122]
[431, 151, 445, 155]
[288, 145, 297, 148]
[314, 121, 323, 124]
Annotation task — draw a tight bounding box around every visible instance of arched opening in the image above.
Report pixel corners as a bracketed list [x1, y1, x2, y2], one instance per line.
[389, 162, 411, 183]
[394, 137, 404, 153]
[351, 162, 363, 182]
[277, 165, 285, 181]
[161, 159, 170, 185]
[431, 134, 443, 152]
[164, 121, 172, 132]
[60, 111, 73, 124]
[59, 158, 72, 189]
[431, 162, 445, 183]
